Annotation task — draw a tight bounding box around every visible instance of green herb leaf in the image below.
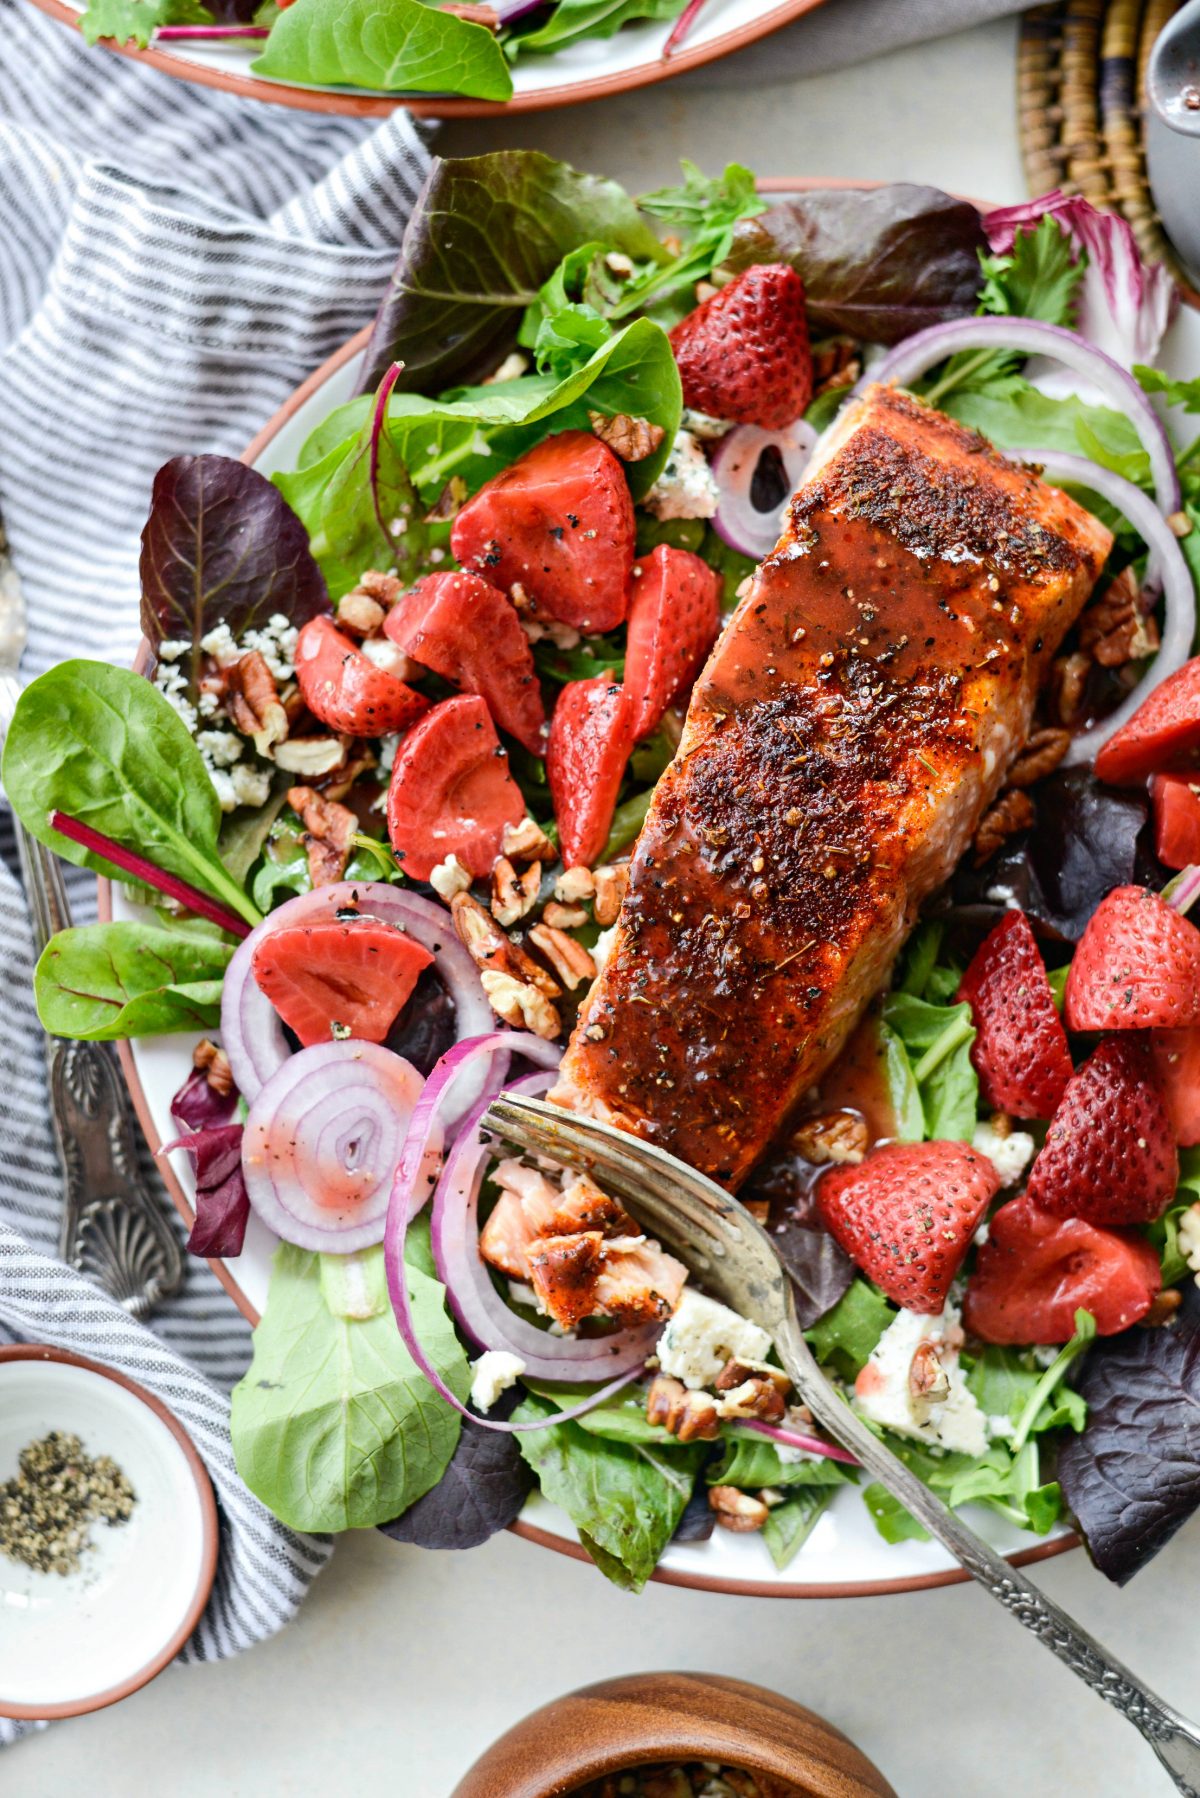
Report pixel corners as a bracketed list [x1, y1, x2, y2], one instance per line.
[1008, 1310, 1095, 1453]
[881, 990, 978, 1142]
[79, 0, 210, 46]
[34, 922, 234, 1040]
[977, 215, 1085, 328]
[807, 1279, 894, 1380]
[1136, 366, 1200, 414]
[252, 0, 514, 97]
[230, 1243, 467, 1532]
[761, 1489, 834, 1568]
[510, 0, 681, 56]
[309, 371, 428, 601]
[705, 1436, 851, 1491]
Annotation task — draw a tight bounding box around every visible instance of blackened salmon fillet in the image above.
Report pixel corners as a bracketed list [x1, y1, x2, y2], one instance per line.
[553, 385, 1112, 1188]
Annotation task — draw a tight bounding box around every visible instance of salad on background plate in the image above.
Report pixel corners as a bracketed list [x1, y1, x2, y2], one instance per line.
[9, 152, 1200, 1595]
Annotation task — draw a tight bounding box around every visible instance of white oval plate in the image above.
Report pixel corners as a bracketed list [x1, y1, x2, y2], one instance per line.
[113, 257, 1200, 1598]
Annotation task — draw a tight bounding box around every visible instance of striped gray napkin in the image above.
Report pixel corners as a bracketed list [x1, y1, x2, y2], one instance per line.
[0, 0, 433, 1741]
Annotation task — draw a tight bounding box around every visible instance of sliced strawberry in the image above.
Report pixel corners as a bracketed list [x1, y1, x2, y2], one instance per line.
[1065, 884, 1200, 1031]
[450, 430, 635, 634]
[816, 1140, 998, 1315]
[547, 677, 635, 869]
[1094, 655, 1200, 785]
[1152, 772, 1200, 871]
[386, 695, 524, 881]
[1151, 1026, 1200, 1146]
[964, 1193, 1161, 1343]
[956, 910, 1073, 1120]
[668, 264, 813, 431]
[252, 915, 432, 1048]
[385, 571, 546, 756]
[624, 544, 721, 741]
[1026, 1036, 1177, 1226]
[294, 615, 430, 738]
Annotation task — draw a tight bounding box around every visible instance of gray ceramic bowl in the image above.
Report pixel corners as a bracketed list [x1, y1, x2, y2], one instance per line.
[1147, 0, 1200, 285]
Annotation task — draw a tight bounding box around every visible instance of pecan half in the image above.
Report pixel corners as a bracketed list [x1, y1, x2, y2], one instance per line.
[491, 856, 541, 927]
[528, 922, 595, 991]
[479, 970, 561, 1040]
[544, 900, 588, 930]
[1006, 727, 1072, 789]
[288, 785, 357, 887]
[714, 1359, 790, 1396]
[708, 1486, 769, 1533]
[429, 854, 472, 903]
[789, 1108, 868, 1167]
[452, 892, 561, 998]
[587, 410, 666, 463]
[1079, 567, 1161, 667]
[192, 1037, 234, 1098]
[645, 1374, 721, 1443]
[274, 735, 349, 777]
[501, 817, 556, 863]
[591, 863, 628, 927]
[907, 1341, 951, 1422]
[1051, 650, 1091, 725]
[227, 650, 288, 755]
[320, 745, 377, 802]
[973, 789, 1035, 865]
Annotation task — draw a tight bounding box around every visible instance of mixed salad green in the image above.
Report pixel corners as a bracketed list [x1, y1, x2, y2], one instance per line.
[8, 151, 1200, 1593]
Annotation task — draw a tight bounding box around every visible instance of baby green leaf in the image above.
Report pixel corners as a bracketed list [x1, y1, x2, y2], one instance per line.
[35, 922, 234, 1039]
[252, 0, 513, 98]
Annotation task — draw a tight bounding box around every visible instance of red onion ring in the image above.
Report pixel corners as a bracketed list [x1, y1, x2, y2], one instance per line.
[220, 880, 492, 1106]
[1004, 448, 1195, 765]
[738, 1420, 859, 1467]
[242, 1040, 423, 1252]
[860, 318, 1181, 514]
[710, 420, 817, 559]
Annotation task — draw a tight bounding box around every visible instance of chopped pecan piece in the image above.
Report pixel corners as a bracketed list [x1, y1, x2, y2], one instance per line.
[479, 969, 561, 1039]
[555, 865, 595, 904]
[288, 785, 357, 887]
[789, 1108, 868, 1166]
[645, 1375, 721, 1443]
[501, 816, 556, 863]
[715, 1377, 787, 1424]
[811, 335, 862, 397]
[336, 589, 386, 637]
[973, 789, 1035, 865]
[587, 410, 666, 463]
[591, 863, 629, 927]
[1139, 1289, 1183, 1328]
[1079, 568, 1160, 667]
[227, 650, 288, 755]
[354, 569, 403, 610]
[713, 1359, 790, 1397]
[907, 1341, 951, 1422]
[544, 900, 589, 930]
[528, 923, 596, 991]
[1006, 727, 1072, 789]
[1051, 650, 1091, 725]
[491, 856, 541, 927]
[452, 891, 561, 998]
[708, 1487, 769, 1533]
[192, 1037, 234, 1097]
[321, 746, 377, 802]
[274, 735, 349, 777]
[429, 854, 473, 903]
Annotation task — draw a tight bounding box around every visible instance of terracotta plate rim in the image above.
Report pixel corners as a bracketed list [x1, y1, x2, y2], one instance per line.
[0, 1343, 220, 1720]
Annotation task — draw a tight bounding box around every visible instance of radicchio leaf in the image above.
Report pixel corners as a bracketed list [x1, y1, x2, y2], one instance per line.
[139, 454, 330, 699]
[726, 184, 987, 345]
[1058, 1284, 1200, 1583]
[744, 1152, 855, 1327]
[671, 1476, 716, 1543]
[378, 1409, 532, 1550]
[164, 1060, 250, 1259]
[357, 151, 665, 396]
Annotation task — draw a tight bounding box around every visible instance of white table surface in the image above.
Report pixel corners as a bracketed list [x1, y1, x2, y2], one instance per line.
[13, 16, 1200, 1797]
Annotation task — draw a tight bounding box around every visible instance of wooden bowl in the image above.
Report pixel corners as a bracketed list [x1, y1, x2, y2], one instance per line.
[449, 1672, 897, 1798]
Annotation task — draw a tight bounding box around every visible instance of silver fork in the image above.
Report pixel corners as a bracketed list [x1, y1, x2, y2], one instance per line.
[0, 517, 183, 1317]
[486, 1092, 1200, 1796]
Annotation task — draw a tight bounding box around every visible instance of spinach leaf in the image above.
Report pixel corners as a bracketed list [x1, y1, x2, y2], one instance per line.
[512, 1391, 702, 1590]
[230, 1243, 466, 1532]
[252, 0, 513, 98]
[728, 184, 986, 343]
[34, 921, 233, 1039]
[2, 661, 260, 928]
[880, 989, 978, 1142]
[511, 0, 680, 55]
[358, 152, 663, 394]
[762, 1490, 834, 1568]
[807, 1279, 894, 1380]
[140, 455, 329, 700]
[379, 1414, 531, 1551]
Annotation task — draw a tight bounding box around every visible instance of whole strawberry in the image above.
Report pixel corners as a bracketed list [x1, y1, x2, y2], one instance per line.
[957, 910, 1073, 1119]
[1026, 1035, 1178, 1226]
[1065, 884, 1200, 1031]
[669, 264, 813, 431]
[816, 1140, 998, 1314]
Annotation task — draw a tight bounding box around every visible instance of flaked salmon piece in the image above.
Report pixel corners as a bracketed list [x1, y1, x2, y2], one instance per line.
[556, 385, 1113, 1189]
[548, 1172, 639, 1239]
[527, 1231, 688, 1330]
[478, 1158, 562, 1279]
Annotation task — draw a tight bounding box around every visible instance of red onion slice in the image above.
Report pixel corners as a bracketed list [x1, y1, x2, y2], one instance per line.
[242, 1040, 423, 1252]
[861, 318, 1181, 513]
[739, 1420, 859, 1467]
[1165, 865, 1200, 915]
[220, 880, 492, 1108]
[710, 420, 817, 559]
[1003, 448, 1195, 765]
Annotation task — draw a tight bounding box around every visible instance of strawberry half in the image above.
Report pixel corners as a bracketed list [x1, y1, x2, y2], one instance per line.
[816, 1140, 998, 1315]
[385, 571, 546, 756]
[1026, 1035, 1178, 1226]
[1094, 654, 1200, 785]
[450, 430, 635, 634]
[1065, 885, 1200, 1031]
[1151, 1026, 1200, 1147]
[295, 616, 430, 738]
[252, 916, 432, 1047]
[668, 264, 813, 431]
[547, 677, 635, 869]
[964, 1193, 1161, 1344]
[386, 695, 524, 881]
[1152, 772, 1200, 871]
[625, 543, 721, 741]
[957, 910, 1073, 1119]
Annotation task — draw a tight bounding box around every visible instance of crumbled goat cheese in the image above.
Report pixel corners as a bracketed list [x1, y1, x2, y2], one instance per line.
[643, 430, 720, 521]
[196, 728, 244, 768]
[157, 638, 191, 662]
[241, 613, 299, 682]
[469, 1350, 526, 1413]
[681, 407, 733, 442]
[153, 658, 198, 732]
[972, 1120, 1036, 1189]
[229, 764, 271, 809]
[484, 351, 530, 385]
[854, 1301, 987, 1457]
[207, 766, 237, 812]
[429, 854, 472, 902]
[199, 621, 241, 667]
[360, 635, 411, 678]
[507, 1280, 540, 1312]
[657, 1290, 772, 1391]
[1178, 1203, 1200, 1283]
[376, 732, 401, 776]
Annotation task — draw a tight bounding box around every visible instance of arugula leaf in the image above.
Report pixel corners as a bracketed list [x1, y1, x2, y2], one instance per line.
[807, 1279, 894, 1380]
[618, 161, 765, 322]
[34, 921, 233, 1039]
[359, 152, 663, 394]
[863, 1431, 1062, 1542]
[230, 1243, 467, 1532]
[252, 0, 513, 98]
[1136, 366, 1200, 413]
[966, 1323, 1092, 1453]
[937, 377, 1148, 483]
[1008, 1310, 1095, 1451]
[2, 661, 259, 928]
[512, 1391, 702, 1590]
[510, 0, 681, 55]
[80, 0, 209, 44]
[761, 1490, 834, 1568]
[880, 989, 978, 1142]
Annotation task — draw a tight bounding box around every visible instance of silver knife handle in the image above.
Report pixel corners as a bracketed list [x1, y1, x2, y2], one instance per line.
[777, 1315, 1200, 1794]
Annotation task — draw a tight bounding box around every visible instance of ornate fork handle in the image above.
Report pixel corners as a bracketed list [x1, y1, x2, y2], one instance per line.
[1, 670, 184, 1317]
[777, 1315, 1200, 1795]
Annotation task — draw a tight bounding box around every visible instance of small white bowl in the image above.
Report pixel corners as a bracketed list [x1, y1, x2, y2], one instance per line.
[0, 1345, 218, 1719]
